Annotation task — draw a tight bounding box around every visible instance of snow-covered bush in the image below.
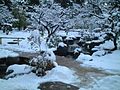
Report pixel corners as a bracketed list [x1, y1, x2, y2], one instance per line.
[0, 5, 13, 24]
[29, 50, 56, 76]
[47, 35, 62, 48]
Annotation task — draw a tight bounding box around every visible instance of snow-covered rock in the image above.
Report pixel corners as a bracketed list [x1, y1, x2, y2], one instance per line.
[43, 66, 79, 84]
[58, 42, 67, 47]
[6, 64, 32, 76]
[76, 53, 93, 62]
[74, 48, 81, 53]
[100, 40, 115, 50]
[92, 50, 106, 57]
[0, 65, 79, 90]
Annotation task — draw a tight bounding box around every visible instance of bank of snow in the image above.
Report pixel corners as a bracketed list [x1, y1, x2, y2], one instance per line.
[76, 50, 120, 74]
[0, 65, 79, 90]
[0, 49, 19, 58]
[80, 75, 120, 90]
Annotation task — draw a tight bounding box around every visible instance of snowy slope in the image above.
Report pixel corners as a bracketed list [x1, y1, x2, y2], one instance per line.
[77, 50, 120, 74]
[0, 65, 79, 90]
[80, 75, 120, 90]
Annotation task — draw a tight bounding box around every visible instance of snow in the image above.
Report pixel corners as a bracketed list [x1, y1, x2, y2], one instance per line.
[44, 49, 56, 62]
[0, 65, 79, 90]
[80, 75, 120, 90]
[92, 50, 106, 56]
[76, 53, 93, 62]
[67, 31, 79, 37]
[0, 31, 36, 52]
[0, 31, 30, 39]
[99, 40, 115, 50]
[56, 31, 66, 37]
[0, 49, 19, 58]
[6, 64, 32, 77]
[42, 66, 79, 84]
[74, 48, 81, 53]
[0, 73, 40, 90]
[78, 50, 120, 74]
[117, 36, 120, 49]
[58, 42, 67, 47]
[40, 40, 48, 51]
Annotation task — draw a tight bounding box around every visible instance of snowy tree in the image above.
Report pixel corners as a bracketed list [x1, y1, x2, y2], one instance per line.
[30, 4, 66, 42]
[0, 5, 13, 24]
[12, 6, 27, 30]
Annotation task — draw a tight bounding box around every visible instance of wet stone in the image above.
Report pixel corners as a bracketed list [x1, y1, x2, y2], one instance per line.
[38, 81, 79, 90]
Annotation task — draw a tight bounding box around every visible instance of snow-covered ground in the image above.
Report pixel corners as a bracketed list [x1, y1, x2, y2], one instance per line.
[76, 50, 120, 74]
[0, 49, 19, 58]
[76, 50, 120, 90]
[80, 75, 120, 90]
[0, 30, 33, 52]
[0, 65, 79, 90]
[1, 30, 120, 90]
[0, 30, 49, 52]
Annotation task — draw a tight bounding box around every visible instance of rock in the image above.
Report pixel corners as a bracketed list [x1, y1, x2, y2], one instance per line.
[54, 46, 68, 56]
[0, 56, 20, 66]
[0, 65, 7, 78]
[6, 56, 20, 66]
[38, 81, 79, 90]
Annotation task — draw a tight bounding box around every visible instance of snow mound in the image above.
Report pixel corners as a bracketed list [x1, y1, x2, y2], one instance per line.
[0, 65, 79, 90]
[92, 50, 106, 56]
[44, 50, 56, 62]
[81, 50, 120, 74]
[0, 73, 40, 90]
[0, 49, 19, 58]
[100, 40, 115, 50]
[42, 66, 79, 84]
[76, 53, 93, 62]
[6, 64, 32, 76]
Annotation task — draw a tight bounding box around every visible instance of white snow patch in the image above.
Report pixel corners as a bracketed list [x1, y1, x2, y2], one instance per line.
[0, 73, 40, 90]
[92, 50, 106, 56]
[80, 75, 120, 90]
[76, 53, 93, 62]
[56, 31, 66, 37]
[44, 49, 56, 62]
[58, 42, 67, 47]
[6, 64, 32, 76]
[42, 66, 79, 84]
[0, 65, 79, 90]
[0, 49, 19, 58]
[80, 50, 120, 74]
[100, 40, 115, 50]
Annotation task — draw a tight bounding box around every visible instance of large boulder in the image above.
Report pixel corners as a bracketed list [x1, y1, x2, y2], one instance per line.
[54, 42, 68, 56]
[38, 81, 79, 90]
